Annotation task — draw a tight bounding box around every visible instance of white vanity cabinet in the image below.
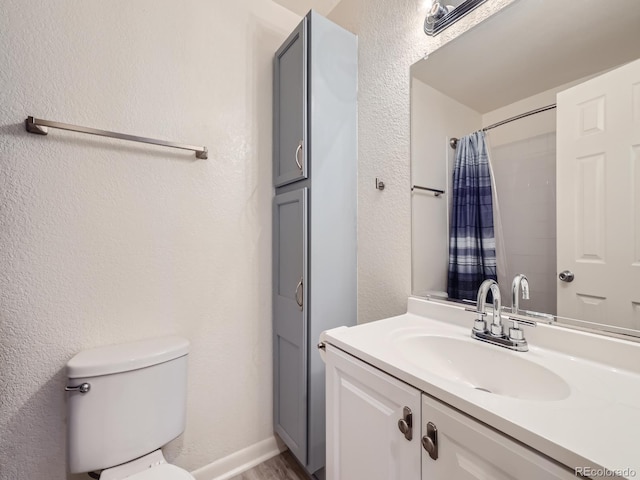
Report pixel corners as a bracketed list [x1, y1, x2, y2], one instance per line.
[421, 395, 575, 480]
[325, 345, 422, 480]
[325, 345, 575, 480]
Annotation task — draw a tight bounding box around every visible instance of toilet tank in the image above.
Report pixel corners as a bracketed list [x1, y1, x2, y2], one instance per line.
[66, 336, 190, 474]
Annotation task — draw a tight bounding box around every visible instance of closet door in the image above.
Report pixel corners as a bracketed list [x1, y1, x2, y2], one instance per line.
[274, 18, 308, 187]
[273, 188, 308, 464]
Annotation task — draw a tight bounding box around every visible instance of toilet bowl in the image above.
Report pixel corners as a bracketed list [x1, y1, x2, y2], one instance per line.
[66, 336, 193, 479]
[99, 450, 193, 480]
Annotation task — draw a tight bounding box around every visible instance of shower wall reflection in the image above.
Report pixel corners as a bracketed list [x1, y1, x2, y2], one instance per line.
[490, 132, 556, 315]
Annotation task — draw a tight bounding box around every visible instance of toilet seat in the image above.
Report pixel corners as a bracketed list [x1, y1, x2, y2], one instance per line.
[99, 450, 194, 480]
[126, 464, 194, 480]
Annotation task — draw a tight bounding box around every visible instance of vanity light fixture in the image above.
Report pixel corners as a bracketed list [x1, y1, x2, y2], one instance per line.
[424, 0, 488, 36]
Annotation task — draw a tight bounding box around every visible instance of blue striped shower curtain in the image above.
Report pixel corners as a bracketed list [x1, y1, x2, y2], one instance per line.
[447, 131, 497, 301]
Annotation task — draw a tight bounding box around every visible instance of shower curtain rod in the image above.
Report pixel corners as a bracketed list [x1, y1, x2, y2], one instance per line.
[450, 103, 557, 149]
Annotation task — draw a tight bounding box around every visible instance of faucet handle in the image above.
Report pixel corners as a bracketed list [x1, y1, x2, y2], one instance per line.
[505, 315, 536, 343]
[464, 307, 488, 321]
[464, 308, 488, 333]
[464, 307, 485, 315]
[506, 315, 537, 328]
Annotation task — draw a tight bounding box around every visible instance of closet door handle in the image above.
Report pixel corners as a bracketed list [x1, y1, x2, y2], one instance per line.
[295, 277, 303, 310]
[295, 141, 303, 172]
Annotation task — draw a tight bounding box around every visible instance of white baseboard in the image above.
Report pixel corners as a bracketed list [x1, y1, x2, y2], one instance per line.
[191, 436, 287, 480]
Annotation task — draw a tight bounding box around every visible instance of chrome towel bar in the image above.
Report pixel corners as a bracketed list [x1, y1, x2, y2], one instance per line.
[411, 185, 445, 197]
[25, 116, 208, 159]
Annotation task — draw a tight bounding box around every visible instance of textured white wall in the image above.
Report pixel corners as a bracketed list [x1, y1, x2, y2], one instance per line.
[0, 1, 299, 478]
[329, 0, 515, 323]
[0, 0, 519, 477]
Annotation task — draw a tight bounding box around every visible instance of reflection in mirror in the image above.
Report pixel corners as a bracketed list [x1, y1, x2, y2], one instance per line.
[410, 0, 640, 337]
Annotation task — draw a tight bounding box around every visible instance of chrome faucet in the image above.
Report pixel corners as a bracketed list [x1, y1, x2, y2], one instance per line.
[507, 274, 532, 348]
[473, 279, 503, 337]
[471, 277, 537, 352]
[511, 274, 529, 314]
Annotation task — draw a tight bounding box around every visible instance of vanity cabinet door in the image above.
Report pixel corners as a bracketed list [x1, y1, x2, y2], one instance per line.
[420, 395, 575, 480]
[325, 345, 422, 480]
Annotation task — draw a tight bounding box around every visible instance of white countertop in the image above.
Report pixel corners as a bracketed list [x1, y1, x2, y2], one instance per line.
[323, 297, 640, 479]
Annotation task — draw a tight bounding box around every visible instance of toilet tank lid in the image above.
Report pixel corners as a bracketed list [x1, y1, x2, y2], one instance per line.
[67, 336, 190, 378]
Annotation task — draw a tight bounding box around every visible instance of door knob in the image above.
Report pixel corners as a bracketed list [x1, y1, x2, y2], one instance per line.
[559, 270, 574, 283]
[397, 406, 413, 441]
[422, 422, 438, 460]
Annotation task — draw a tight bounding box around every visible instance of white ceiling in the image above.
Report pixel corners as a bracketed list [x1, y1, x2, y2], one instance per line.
[271, 0, 343, 16]
[411, 0, 640, 113]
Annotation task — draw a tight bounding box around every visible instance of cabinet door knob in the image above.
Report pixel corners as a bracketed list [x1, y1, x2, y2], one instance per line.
[295, 141, 303, 172]
[422, 422, 438, 460]
[397, 406, 413, 441]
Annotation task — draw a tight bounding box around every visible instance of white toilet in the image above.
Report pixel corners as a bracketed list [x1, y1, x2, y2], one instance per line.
[65, 336, 194, 479]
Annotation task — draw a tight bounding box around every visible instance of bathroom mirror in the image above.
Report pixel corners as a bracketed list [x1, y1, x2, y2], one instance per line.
[411, 0, 640, 338]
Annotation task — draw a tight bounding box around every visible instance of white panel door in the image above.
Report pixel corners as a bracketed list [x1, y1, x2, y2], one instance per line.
[325, 345, 422, 480]
[556, 58, 640, 329]
[421, 395, 575, 480]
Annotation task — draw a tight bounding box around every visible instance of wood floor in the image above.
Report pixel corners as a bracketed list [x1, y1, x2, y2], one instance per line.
[229, 451, 311, 480]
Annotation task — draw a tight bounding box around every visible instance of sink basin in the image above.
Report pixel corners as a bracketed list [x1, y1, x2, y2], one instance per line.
[393, 335, 571, 401]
